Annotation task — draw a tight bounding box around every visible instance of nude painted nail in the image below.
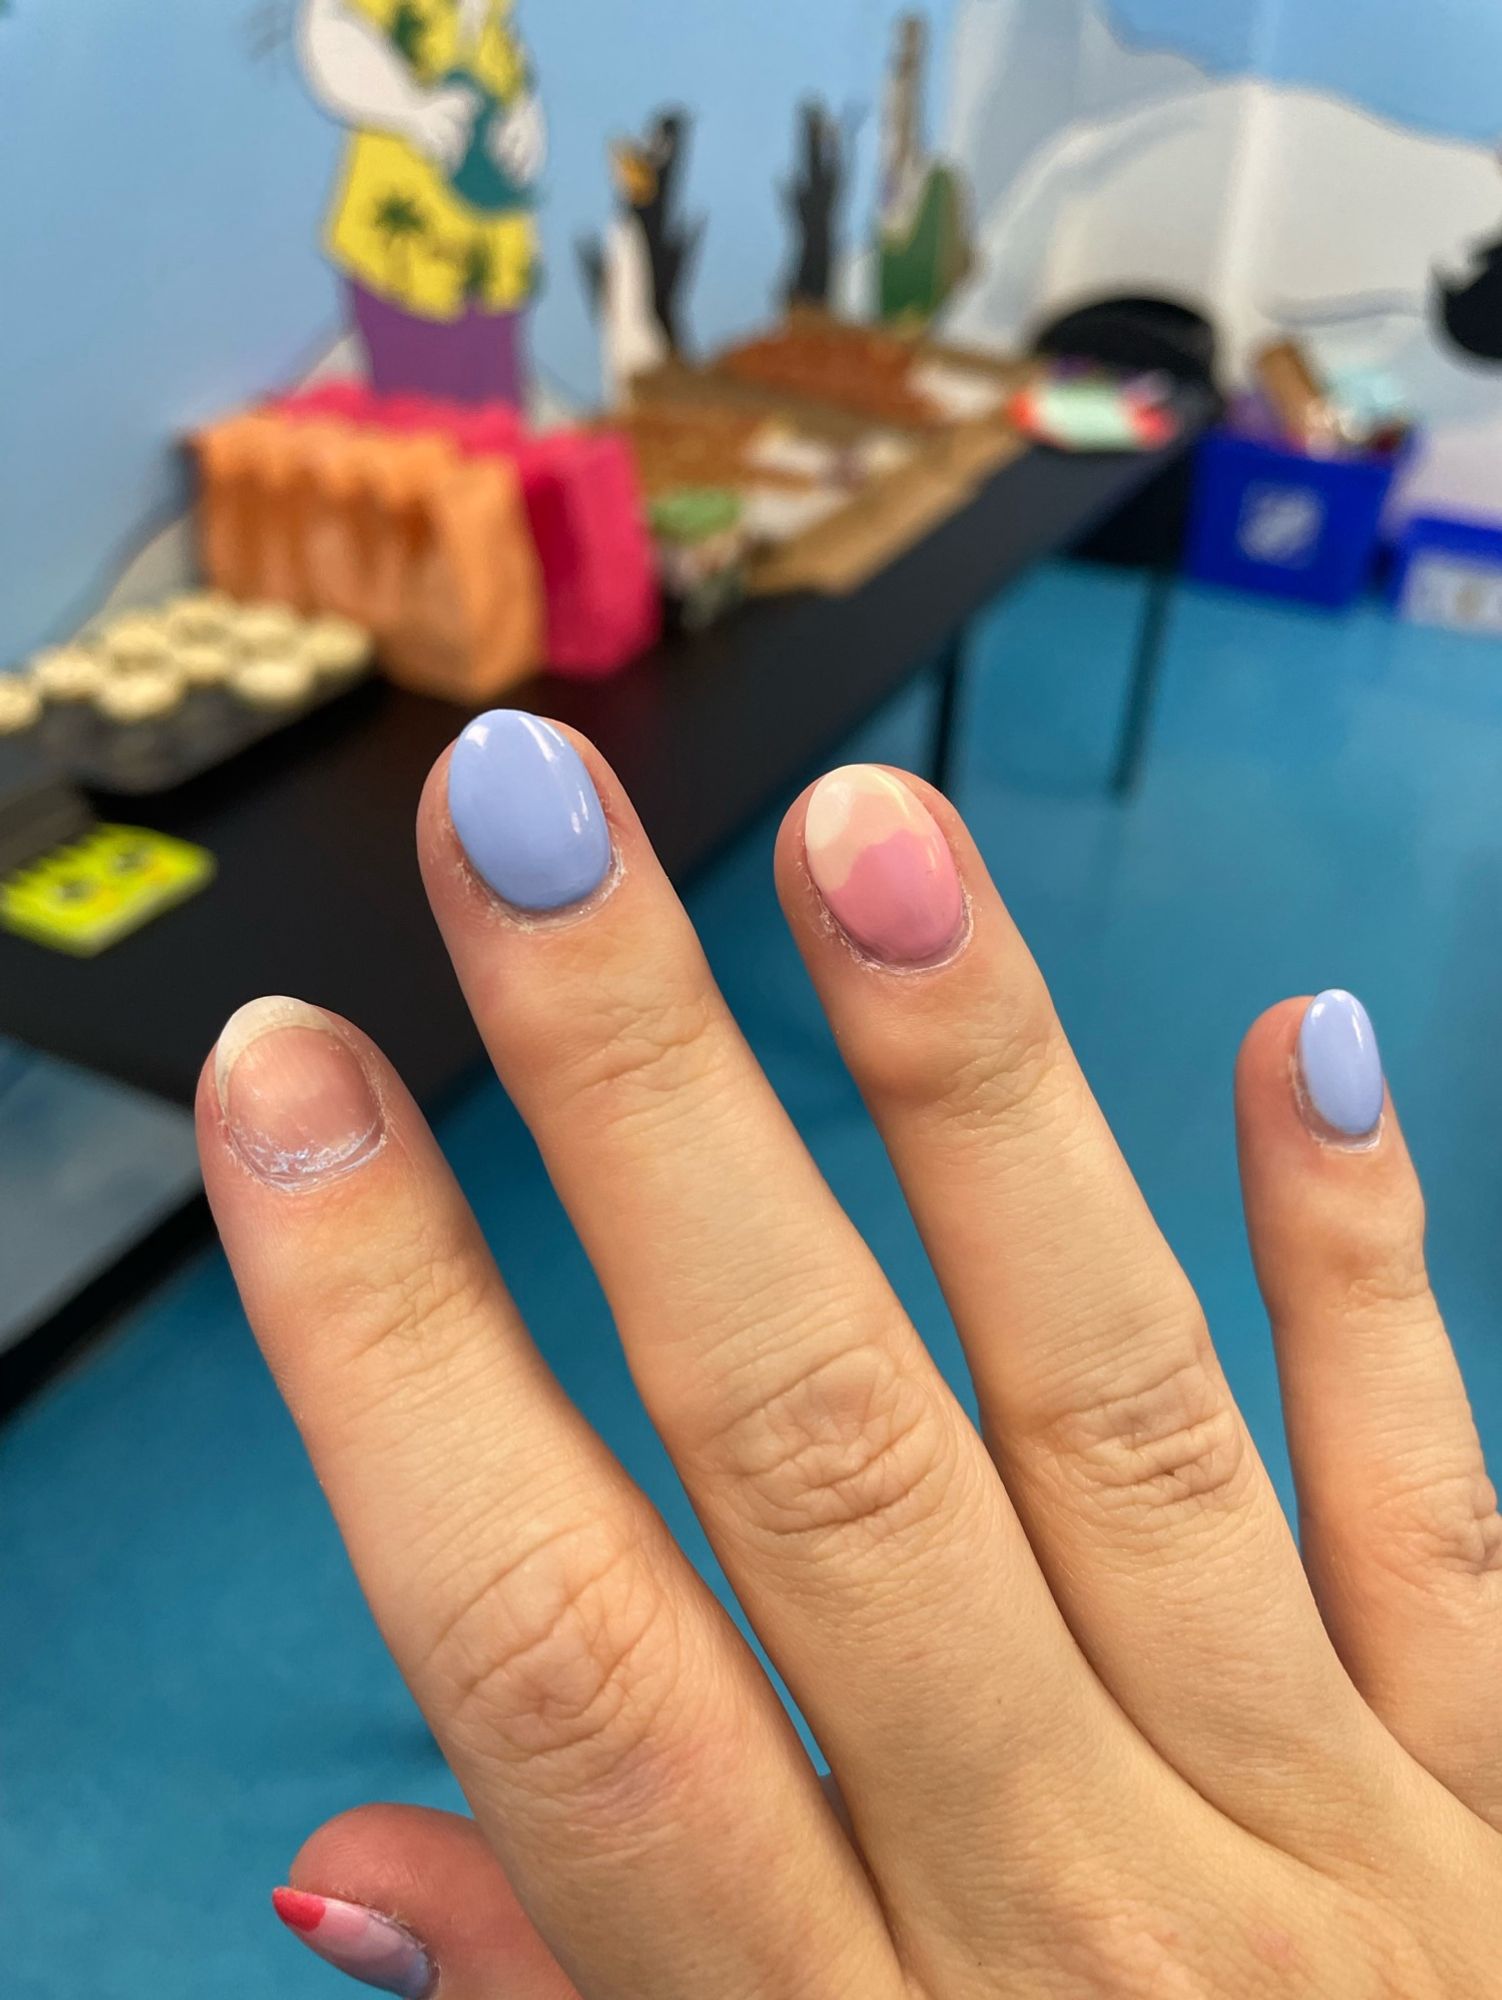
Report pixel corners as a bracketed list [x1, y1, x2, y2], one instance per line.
[272, 1888, 434, 1998]
[215, 996, 383, 1188]
[1297, 988, 1384, 1141]
[804, 765, 965, 964]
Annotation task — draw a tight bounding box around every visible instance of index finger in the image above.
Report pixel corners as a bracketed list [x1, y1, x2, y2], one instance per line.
[198, 995, 891, 2000]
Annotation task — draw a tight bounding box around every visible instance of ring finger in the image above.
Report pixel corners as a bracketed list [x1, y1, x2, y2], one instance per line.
[774, 763, 1392, 1848]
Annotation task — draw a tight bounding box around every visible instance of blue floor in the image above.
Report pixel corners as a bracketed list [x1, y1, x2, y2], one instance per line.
[5, 562, 1502, 1999]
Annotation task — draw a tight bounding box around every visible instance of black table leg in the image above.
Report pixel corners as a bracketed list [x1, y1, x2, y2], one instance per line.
[1110, 562, 1176, 799]
[929, 627, 967, 796]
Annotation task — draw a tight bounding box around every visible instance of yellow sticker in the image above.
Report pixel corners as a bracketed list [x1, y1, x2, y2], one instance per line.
[0, 825, 215, 957]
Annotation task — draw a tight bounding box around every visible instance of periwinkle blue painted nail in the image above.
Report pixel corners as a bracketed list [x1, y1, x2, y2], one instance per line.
[1297, 989, 1384, 1139]
[447, 710, 611, 911]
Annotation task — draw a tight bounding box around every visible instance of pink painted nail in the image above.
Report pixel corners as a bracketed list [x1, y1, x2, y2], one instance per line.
[272, 1888, 434, 1997]
[804, 765, 965, 964]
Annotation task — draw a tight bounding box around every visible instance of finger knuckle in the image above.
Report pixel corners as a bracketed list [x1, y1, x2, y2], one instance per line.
[1032, 1343, 1251, 1528]
[1366, 1463, 1502, 1584]
[872, 987, 1066, 1134]
[544, 982, 725, 1137]
[325, 1227, 497, 1375]
[704, 1342, 956, 1553]
[425, 1516, 681, 1786]
[1333, 1249, 1434, 1323]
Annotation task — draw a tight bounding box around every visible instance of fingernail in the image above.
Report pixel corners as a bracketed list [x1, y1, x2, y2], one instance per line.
[447, 710, 612, 911]
[804, 765, 965, 964]
[215, 996, 383, 1187]
[272, 1888, 434, 1998]
[1297, 988, 1384, 1140]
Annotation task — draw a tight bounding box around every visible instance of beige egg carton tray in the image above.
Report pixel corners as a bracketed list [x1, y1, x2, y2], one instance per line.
[3, 594, 373, 796]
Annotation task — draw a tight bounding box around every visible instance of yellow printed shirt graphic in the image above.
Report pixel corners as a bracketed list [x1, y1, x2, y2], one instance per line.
[326, 0, 540, 321]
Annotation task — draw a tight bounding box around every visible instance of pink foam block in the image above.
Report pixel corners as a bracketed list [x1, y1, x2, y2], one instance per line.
[378, 393, 458, 436]
[256, 386, 658, 674]
[514, 431, 661, 676]
[451, 405, 527, 457]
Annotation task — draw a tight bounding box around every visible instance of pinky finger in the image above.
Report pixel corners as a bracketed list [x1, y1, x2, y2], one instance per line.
[275, 1803, 577, 1999]
[1236, 993, 1502, 1821]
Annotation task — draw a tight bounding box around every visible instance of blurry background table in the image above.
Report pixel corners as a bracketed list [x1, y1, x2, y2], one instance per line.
[0, 407, 1209, 1110]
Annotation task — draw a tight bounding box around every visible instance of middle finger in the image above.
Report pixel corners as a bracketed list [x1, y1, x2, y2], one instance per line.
[775, 762, 1390, 1848]
[422, 712, 1146, 1923]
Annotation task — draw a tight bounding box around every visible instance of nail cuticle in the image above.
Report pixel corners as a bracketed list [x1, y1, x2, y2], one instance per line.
[1289, 1050, 1383, 1152]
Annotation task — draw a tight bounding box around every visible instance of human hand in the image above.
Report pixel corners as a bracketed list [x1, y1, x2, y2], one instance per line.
[400, 84, 479, 173]
[200, 715, 1502, 1998]
[486, 91, 546, 187]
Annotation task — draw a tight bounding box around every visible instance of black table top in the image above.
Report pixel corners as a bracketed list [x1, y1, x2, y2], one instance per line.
[0, 409, 1207, 1108]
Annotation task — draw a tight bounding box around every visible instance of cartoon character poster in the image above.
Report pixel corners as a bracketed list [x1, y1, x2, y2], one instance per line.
[298, 0, 546, 405]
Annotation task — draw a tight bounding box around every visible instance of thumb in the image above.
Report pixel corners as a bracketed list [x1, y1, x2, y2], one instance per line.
[272, 1802, 578, 1999]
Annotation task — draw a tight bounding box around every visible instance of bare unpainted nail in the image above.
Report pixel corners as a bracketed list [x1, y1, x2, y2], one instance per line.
[215, 996, 383, 1188]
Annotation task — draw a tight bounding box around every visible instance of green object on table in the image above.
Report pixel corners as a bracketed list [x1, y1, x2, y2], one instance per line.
[650, 488, 744, 548]
[877, 163, 973, 327]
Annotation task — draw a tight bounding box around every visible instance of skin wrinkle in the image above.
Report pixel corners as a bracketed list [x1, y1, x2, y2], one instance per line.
[1355, 1466, 1502, 1582]
[693, 1342, 957, 1550]
[392, 1450, 624, 1622]
[540, 985, 729, 1131]
[437, 1531, 677, 1772]
[867, 993, 1066, 1130]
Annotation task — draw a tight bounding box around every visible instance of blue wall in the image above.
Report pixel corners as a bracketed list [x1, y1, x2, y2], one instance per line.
[0, 0, 949, 670]
[0, 3, 343, 665]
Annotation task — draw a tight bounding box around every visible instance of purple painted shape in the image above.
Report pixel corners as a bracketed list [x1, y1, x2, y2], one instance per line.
[347, 281, 527, 407]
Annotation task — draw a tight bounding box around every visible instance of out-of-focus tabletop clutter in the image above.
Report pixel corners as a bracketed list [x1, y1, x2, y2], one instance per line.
[6, 316, 1179, 795]
[0, 309, 1179, 805]
[0, 287, 1181, 965]
[617, 316, 1041, 615]
[189, 316, 1044, 685]
[1009, 361, 1181, 454]
[196, 385, 657, 701]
